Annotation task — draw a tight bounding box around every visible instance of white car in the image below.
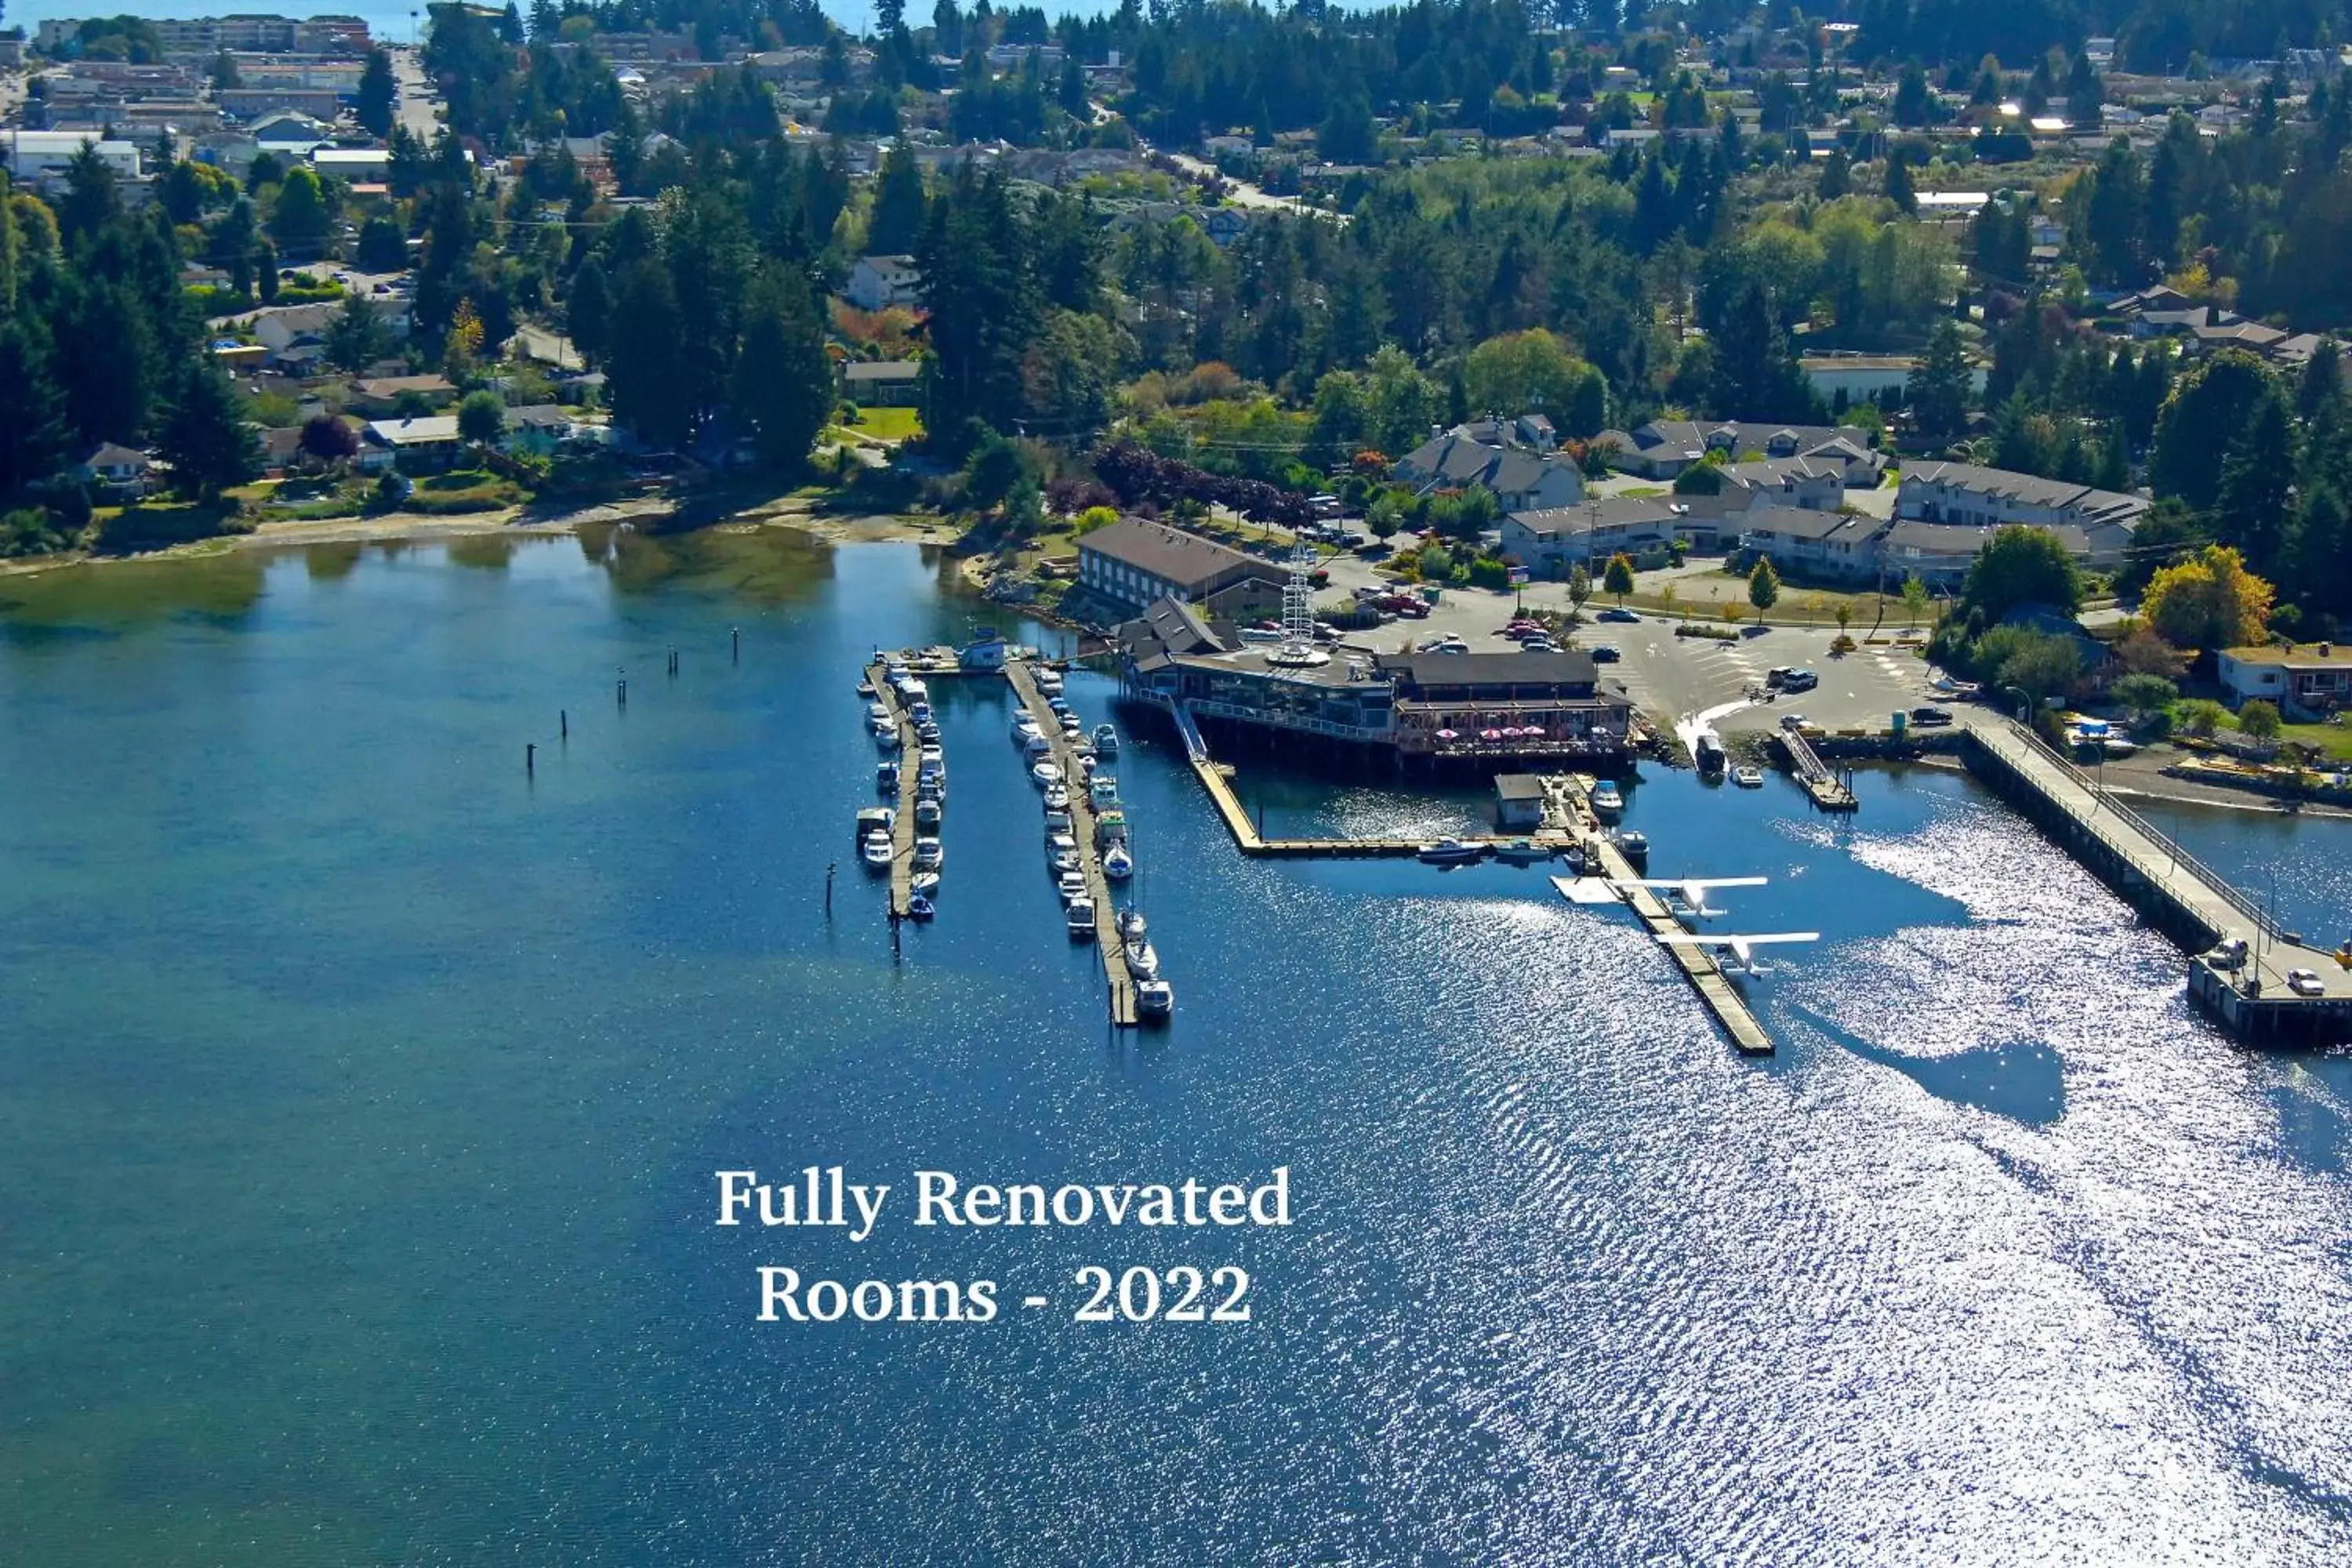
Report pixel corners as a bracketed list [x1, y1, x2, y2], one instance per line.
[2287, 968, 2327, 996]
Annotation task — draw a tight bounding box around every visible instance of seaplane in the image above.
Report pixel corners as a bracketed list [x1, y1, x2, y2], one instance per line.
[1653, 930, 1819, 976]
[1605, 875, 1768, 918]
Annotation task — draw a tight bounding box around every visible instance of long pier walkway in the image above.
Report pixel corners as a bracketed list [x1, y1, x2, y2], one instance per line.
[1008, 662, 1138, 1028]
[866, 661, 922, 918]
[1962, 717, 2352, 1041]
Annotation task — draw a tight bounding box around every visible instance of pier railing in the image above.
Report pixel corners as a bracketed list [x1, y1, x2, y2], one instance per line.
[1979, 719, 2281, 942]
[1168, 700, 1211, 764]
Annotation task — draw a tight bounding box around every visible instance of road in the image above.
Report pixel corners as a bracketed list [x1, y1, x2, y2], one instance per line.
[1150, 146, 1312, 213]
[390, 46, 442, 143]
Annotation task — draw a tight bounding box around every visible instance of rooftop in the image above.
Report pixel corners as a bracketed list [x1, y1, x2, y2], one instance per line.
[2223, 642, 2352, 670]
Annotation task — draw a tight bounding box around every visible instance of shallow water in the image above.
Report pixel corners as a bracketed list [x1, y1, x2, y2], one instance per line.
[4, 535, 2350, 1564]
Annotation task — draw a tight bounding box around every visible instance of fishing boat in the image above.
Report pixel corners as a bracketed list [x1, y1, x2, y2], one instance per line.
[905, 892, 935, 922]
[1089, 775, 1120, 805]
[913, 837, 944, 871]
[1094, 810, 1127, 846]
[1044, 783, 1071, 811]
[914, 798, 942, 830]
[1102, 842, 1135, 880]
[1032, 760, 1064, 789]
[860, 831, 893, 869]
[1065, 896, 1097, 939]
[1589, 781, 1624, 819]
[1123, 939, 1160, 980]
[1134, 978, 1174, 1019]
[1092, 724, 1118, 757]
[1613, 829, 1650, 869]
[1417, 838, 1486, 864]
[1732, 765, 1765, 789]
[1118, 908, 1148, 943]
[1043, 808, 1073, 834]
[854, 807, 895, 845]
[876, 760, 899, 793]
[1494, 839, 1552, 865]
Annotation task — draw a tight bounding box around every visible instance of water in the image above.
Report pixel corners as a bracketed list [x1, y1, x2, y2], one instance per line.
[5, 0, 1119, 45]
[5, 532, 2352, 1565]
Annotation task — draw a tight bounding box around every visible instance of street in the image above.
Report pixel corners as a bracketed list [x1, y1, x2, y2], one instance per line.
[390, 46, 441, 143]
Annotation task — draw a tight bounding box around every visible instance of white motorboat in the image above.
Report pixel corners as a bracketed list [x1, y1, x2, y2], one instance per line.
[1102, 843, 1134, 880]
[861, 831, 894, 869]
[1043, 808, 1073, 834]
[1013, 713, 1042, 739]
[1589, 781, 1624, 819]
[895, 677, 928, 702]
[876, 760, 899, 793]
[1732, 766, 1765, 789]
[1134, 978, 1173, 1019]
[1032, 761, 1064, 789]
[1044, 783, 1070, 811]
[1118, 908, 1147, 943]
[854, 807, 895, 844]
[909, 700, 933, 724]
[1050, 848, 1080, 876]
[1493, 839, 1552, 865]
[1047, 833, 1080, 860]
[871, 720, 900, 750]
[919, 745, 945, 772]
[1065, 896, 1096, 938]
[905, 892, 935, 921]
[1034, 668, 1063, 696]
[1092, 724, 1118, 756]
[916, 720, 942, 744]
[866, 701, 889, 724]
[1123, 939, 1160, 979]
[1056, 870, 1088, 904]
[913, 837, 944, 871]
[910, 870, 940, 898]
[1023, 731, 1053, 758]
[1417, 837, 1486, 865]
[1060, 714, 1084, 737]
[914, 799, 942, 830]
[856, 679, 877, 698]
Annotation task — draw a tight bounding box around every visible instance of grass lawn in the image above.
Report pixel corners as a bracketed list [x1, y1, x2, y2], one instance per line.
[2278, 721, 2352, 763]
[406, 469, 528, 514]
[848, 405, 924, 441]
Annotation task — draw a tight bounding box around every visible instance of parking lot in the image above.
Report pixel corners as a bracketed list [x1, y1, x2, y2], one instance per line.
[1312, 549, 1951, 737]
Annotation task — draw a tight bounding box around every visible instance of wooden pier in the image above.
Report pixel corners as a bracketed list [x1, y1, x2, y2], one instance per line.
[1007, 661, 1139, 1028]
[866, 662, 924, 918]
[1776, 726, 1859, 811]
[1962, 717, 2352, 1042]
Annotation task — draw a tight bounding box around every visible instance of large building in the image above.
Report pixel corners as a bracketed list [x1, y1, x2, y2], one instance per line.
[1076, 518, 1284, 616]
[1114, 598, 1635, 765]
[1393, 418, 1586, 512]
[1599, 418, 1883, 485]
[1896, 461, 2147, 538]
[2, 131, 141, 182]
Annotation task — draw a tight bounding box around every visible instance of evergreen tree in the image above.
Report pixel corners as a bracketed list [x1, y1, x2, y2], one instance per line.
[358, 49, 397, 139]
[608, 256, 691, 450]
[0, 320, 65, 497]
[567, 256, 611, 365]
[58, 142, 120, 249]
[730, 267, 833, 471]
[2215, 392, 2294, 572]
[157, 363, 257, 500]
[1912, 319, 1972, 441]
[866, 140, 927, 256]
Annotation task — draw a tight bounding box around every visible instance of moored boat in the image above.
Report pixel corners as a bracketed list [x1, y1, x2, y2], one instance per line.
[914, 798, 942, 830]
[1134, 978, 1174, 1019]
[910, 870, 940, 898]
[905, 892, 935, 921]
[1092, 724, 1118, 756]
[872, 722, 901, 751]
[1494, 838, 1552, 865]
[1732, 765, 1764, 789]
[1044, 783, 1071, 811]
[1094, 809, 1127, 845]
[1032, 760, 1064, 789]
[1102, 842, 1134, 880]
[876, 760, 899, 793]
[1417, 837, 1486, 864]
[1118, 908, 1147, 943]
[854, 806, 895, 844]
[1613, 829, 1649, 869]
[1589, 781, 1624, 819]
[1065, 896, 1097, 938]
[860, 831, 893, 869]
[1123, 939, 1160, 980]
[913, 836, 944, 871]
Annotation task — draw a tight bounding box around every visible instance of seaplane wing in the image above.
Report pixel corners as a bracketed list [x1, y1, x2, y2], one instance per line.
[1655, 930, 1820, 972]
[1551, 875, 1624, 906]
[1608, 876, 1769, 916]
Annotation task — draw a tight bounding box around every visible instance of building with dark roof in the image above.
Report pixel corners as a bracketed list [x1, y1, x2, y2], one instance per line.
[1605, 419, 1884, 485]
[1076, 518, 1285, 615]
[1393, 421, 1586, 511]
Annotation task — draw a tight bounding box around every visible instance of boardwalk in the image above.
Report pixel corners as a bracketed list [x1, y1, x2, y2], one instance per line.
[1007, 662, 1138, 1028]
[866, 662, 923, 918]
[1963, 717, 2352, 1040]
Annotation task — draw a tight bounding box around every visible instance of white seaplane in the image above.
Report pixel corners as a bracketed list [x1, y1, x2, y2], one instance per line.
[1605, 875, 1769, 918]
[1653, 929, 1819, 976]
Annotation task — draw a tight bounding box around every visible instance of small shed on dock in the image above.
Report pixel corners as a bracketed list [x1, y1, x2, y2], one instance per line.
[1494, 773, 1547, 829]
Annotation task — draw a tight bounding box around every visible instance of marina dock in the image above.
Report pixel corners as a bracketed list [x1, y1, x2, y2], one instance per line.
[866, 661, 923, 918]
[1007, 661, 1139, 1028]
[1776, 726, 1859, 811]
[1962, 718, 2352, 1042]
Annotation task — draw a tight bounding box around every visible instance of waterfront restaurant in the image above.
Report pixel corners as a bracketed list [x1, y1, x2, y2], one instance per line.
[1374, 652, 1635, 758]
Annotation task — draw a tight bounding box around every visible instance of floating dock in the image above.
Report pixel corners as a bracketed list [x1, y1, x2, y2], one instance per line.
[1962, 718, 2352, 1042]
[866, 662, 924, 918]
[1007, 661, 1139, 1029]
[1776, 726, 1858, 811]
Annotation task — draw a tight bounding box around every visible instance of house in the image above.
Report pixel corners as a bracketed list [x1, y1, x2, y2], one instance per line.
[1499, 497, 1695, 575]
[1737, 506, 1893, 581]
[2, 131, 142, 183]
[1493, 774, 1548, 829]
[248, 303, 343, 352]
[348, 374, 456, 413]
[502, 405, 601, 456]
[840, 359, 922, 406]
[1605, 419, 1882, 485]
[2217, 641, 2352, 717]
[841, 254, 923, 312]
[1714, 456, 1848, 511]
[1076, 518, 1284, 615]
[75, 442, 154, 498]
[361, 416, 463, 470]
[1896, 461, 2147, 558]
[1394, 422, 1585, 511]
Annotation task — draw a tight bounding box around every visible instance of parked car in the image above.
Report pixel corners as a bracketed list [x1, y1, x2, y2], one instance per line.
[1597, 606, 1640, 622]
[2288, 968, 2326, 996]
[1780, 668, 1819, 692]
[1588, 644, 1621, 662]
[1909, 706, 1955, 727]
[1520, 639, 1560, 653]
[1779, 713, 1808, 731]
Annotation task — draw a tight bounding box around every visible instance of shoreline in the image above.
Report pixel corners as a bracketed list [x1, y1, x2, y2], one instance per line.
[0, 495, 961, 579]
[1893, 751, 2352, 822]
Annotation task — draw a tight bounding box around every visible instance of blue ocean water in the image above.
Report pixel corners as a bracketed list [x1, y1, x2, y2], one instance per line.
[3, 532, 2350, 1564]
